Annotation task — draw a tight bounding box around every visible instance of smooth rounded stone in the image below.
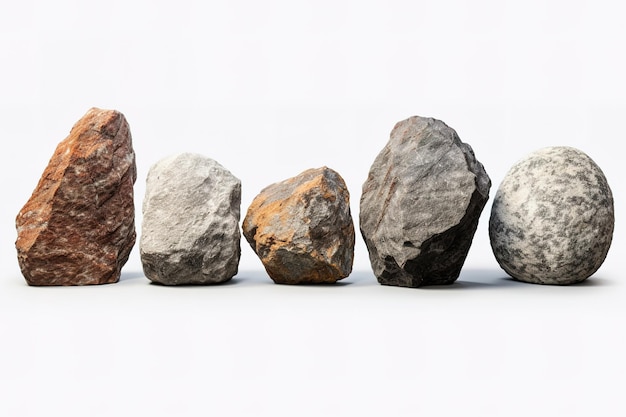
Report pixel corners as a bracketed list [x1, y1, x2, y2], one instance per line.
[15, 108, 136, 286]
[242, 167, 355, 284]
[140, 153, 241, 285]
[360, 116, 491, 287]
[489, 146, 614, 285]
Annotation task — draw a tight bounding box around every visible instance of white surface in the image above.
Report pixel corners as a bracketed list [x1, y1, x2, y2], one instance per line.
[1, 1, 624, 416]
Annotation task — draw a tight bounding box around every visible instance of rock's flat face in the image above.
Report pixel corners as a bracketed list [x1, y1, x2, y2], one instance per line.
[489, 146, 614, 285]
[242, 167, 355, 284]
[360, 116, 491, 287]
[140, 153, 241, 285]
[15, 108, 136, 285]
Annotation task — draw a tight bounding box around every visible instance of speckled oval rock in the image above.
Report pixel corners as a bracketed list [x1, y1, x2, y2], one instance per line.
[489, 146, 614, 285]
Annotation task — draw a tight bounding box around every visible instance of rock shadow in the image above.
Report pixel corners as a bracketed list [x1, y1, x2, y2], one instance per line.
[147, 277, 242, 288]
[119, 270, 146, 282]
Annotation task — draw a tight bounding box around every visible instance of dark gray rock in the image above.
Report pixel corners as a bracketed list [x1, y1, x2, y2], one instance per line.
[242, 167, 355, 284]
[489, 146, 614, 285]
[360, 116, 491, 287]
[140, 153, 241, 285]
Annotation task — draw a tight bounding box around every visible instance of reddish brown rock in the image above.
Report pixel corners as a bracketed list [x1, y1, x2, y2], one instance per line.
[242, 167, 355, 284]
[15, 108, 137, 286]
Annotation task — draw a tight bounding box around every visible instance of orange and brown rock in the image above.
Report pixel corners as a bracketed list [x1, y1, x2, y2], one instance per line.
[242, 167, 355, 284]
[15, 108, 137, 286]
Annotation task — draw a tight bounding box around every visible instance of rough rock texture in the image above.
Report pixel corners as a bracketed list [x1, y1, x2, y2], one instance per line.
[242, 167, 355, 284]
[140, 153, 241, 285]
[15, 108, 136, 286]
[489, 146, 614, 285]
[360, 116, 491, 287]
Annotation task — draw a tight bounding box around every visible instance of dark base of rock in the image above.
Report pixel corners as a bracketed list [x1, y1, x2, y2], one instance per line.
[264, 249, 347, 285]
[142, 254, 235, 286]
[370, 252, 463, 288]
[377, 265, 460, 288]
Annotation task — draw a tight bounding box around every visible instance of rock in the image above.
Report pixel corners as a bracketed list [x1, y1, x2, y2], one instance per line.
[15, 108, 136, 286]
[360, 116, 491, 287]
[489, 146, 614, 285]
[242, 167, 355, 284]
[140, 153, 241, 285]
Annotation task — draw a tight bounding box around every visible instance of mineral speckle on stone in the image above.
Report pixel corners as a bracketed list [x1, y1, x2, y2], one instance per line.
[489, 146, 614, 285]
[360, 116, 491, 287]
[242, 167, 355, 284]
[140, 153, 241, 285]
[15, 108, 137, 286]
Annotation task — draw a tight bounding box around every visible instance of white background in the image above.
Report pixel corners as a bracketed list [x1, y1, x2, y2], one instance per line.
[1, 1, 624, 416]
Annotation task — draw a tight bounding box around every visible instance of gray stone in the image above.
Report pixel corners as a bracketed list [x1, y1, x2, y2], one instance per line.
[489, 146, 614, 285]
[242, 167, 355, 284]
[360, 116, 491, 287]
[140, 153, 241, 285]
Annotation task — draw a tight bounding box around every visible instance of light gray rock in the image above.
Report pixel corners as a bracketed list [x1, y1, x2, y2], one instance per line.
[242, 167, 355, 284]
[360, 116, 491, 287]
[489, 146, 614, 285]
[140, 153, 241, 285]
